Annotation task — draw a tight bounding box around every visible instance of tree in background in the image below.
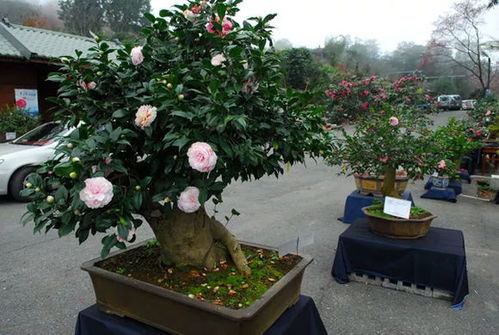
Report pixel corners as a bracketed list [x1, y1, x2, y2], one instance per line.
[430, 0, 495, 96]
[0, 0, 38, 24]
[280, 48, 324, 90]
[323, 36, 348, 66]
[103, 0, 151, 35]
[273, 38, 292, 51]
[0, 0, 63, 30]
[58, 0, 105, 36]
[58, 0, 151, 38]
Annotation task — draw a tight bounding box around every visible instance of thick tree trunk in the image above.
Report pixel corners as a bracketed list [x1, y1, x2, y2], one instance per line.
[145, 207, 251, 276]
[381, 166, 400, 198]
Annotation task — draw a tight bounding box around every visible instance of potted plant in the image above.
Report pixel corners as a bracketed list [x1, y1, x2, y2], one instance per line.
[0, 105, 39, 142]
[327, 103, 443, 238]
[20, 1, 326, 334]
[432, 117, 482, 187]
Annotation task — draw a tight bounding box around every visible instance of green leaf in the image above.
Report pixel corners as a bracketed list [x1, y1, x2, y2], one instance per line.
[198, 189, 208, 205]
[175, 84, 184, 94]
[55, 186, 69, 204]
[159, 9, 171, 17]
[172, 136, 190, 150]
[171, 111, 194, 120]
[144, 12, 156, 23]
[117, 224, 129, 239]
[101, 235, 117, 259]
[231, 208, 240, 216]
[54, 161, 73, 177]
[58, 220, 76, 237]
[131, 192, 143, 210]
[77, 228, 90, 244]
[112, 109, 128, 118]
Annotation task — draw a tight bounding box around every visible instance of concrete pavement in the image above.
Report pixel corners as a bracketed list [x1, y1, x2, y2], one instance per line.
[1, 110, 498, 334]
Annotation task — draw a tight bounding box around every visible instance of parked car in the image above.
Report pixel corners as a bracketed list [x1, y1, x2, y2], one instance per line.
[449, 95, 462, 110]
[437, 95, 462, 110]
[462, 99, 477, 110]
[0, 122, 69, 201]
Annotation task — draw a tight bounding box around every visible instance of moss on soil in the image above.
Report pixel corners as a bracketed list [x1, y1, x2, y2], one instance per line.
[96, 241, 301, 310]
[366, 204, 432, 220]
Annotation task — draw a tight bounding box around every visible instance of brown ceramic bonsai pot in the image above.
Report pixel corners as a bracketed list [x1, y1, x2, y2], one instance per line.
[81, 240, 313, 335]
[362, 206, 437, 239]
[354, 173, 408, 197]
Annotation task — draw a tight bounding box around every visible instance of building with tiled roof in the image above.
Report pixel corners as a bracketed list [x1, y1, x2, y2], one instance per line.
[0, 18, 96, 120]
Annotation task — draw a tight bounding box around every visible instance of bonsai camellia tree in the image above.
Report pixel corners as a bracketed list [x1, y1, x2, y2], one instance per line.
[327, 104, 442, 197]
[21, 0, 326, 276]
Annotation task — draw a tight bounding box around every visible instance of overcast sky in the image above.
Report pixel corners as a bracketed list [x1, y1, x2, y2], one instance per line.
[151, 0, 499, 53]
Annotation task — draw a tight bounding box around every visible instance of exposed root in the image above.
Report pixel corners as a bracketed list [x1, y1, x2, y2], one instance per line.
[209, 217, 251, 277]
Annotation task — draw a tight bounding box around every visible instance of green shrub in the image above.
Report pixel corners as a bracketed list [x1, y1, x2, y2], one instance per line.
[0, 105, 39, 136]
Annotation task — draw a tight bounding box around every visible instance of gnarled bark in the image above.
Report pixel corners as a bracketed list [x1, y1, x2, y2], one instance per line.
[145, 207, 251, 276]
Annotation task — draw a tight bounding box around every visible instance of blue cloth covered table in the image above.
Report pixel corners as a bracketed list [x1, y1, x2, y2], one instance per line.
[421, 178, 462, 203]
[74, 295, 327, 335]
[331, 219, 469, 308]
[338, 190, 414, 224]
[458, 171, 471, 184]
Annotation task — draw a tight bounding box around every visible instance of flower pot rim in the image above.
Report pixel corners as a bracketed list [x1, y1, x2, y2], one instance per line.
[81, 239, 313, 321]
[354, 173, 408, 181]
[361, 205, 438, 223]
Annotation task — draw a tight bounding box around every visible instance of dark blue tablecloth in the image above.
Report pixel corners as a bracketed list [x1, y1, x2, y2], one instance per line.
[458, 171, 471, 184]
[75, 295, 327, 335]
[422, 178, 462, 203]
[331, 219, 469, 308]
[338, 190, 414, 224]
[424, 178, 462, 194]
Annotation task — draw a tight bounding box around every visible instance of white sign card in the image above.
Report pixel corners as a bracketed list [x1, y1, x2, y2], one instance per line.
[384, 196, 411, 219]
[14, 89, 39, 117]
[5, 132, 16, 140]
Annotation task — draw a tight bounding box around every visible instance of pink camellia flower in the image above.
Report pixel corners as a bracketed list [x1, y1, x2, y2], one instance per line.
[183, 9, 198, 22]
[211, 54, 226, 66]
[79, 177, 114, 209]
[425, 94, 431, 100]
[135, 105, 157, 128]
[206, 17, 233, 37]
[187, 142, 217, 172]
[206, 21, 216, 34]
[242, 78, 259, 94]
[379, 156, 388, 163]
[130, 46, 144, 66]
[16, 99, 27, 108]
[178, 186, 201, 213]
[380, 110, 386, 115]
[437, 160, 447, 169]
[362, 102, 369, 110]
[485, 110, 492, 116]
[116, 227, 136, 243]
[389, 116, 399, 126]
[87, 81, 96, 90]
[221, 17, 233, 34]
[191, 5, 202, 14]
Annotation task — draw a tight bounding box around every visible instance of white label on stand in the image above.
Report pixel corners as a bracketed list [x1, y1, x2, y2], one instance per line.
[384, 197, 411, 219]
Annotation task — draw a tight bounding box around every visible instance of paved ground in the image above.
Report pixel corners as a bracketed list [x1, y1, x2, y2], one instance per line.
[1, 111, 498, 335]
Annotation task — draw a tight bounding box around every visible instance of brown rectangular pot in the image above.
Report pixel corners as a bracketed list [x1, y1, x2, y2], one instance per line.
[81, 240, 313, 335]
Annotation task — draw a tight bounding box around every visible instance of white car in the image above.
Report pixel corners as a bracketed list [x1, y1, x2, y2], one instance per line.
[0, 122, 69, 201]
[462, 99, 477, 110]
